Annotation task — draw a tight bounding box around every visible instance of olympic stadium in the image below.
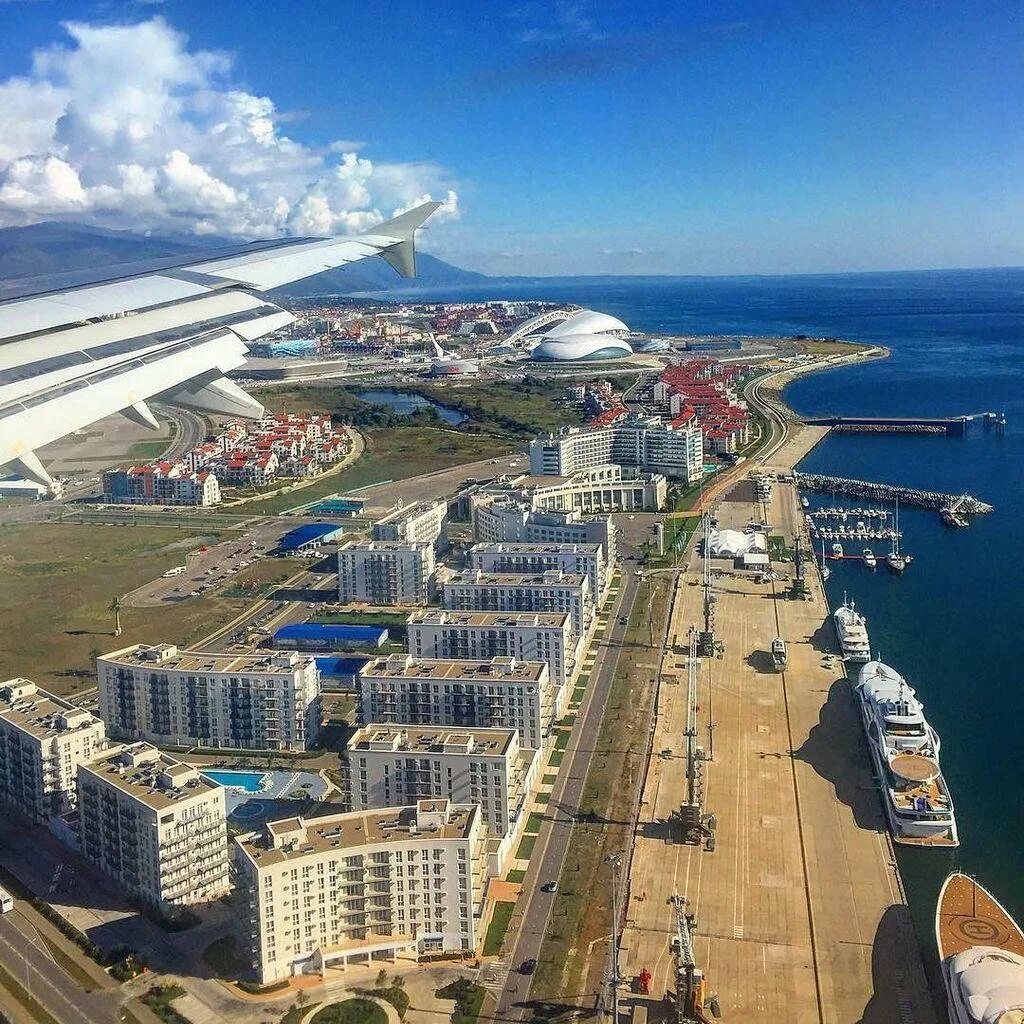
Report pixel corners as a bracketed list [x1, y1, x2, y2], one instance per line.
[514, 308, 635, 362]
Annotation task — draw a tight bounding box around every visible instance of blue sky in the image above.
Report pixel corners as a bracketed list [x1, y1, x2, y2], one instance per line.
[0, 0, 1021, 275]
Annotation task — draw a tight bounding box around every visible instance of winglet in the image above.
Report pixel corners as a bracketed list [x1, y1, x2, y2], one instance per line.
[373, 200, 443, 278]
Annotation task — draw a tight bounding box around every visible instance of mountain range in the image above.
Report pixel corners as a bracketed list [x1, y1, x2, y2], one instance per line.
[0, 221, 487, 296]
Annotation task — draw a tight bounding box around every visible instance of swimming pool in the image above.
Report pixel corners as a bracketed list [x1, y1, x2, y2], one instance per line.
[201, 769, 269, 793]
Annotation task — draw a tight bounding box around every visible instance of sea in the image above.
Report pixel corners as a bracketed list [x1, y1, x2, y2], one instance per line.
[384, 267, 1024, 965]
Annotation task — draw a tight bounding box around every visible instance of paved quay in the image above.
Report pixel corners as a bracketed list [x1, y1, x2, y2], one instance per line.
[618, 466, 936, 1022]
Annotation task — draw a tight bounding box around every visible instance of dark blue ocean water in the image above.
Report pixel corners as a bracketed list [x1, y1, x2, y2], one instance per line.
[403, 268, 1024, 959]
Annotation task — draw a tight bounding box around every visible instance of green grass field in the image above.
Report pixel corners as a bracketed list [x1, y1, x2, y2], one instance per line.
[240, 426, 514, 516]
[0, 522, 250, 695]
[483, 901, 516, 956]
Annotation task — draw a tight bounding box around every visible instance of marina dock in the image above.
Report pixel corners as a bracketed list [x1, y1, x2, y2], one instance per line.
[801, 411, 1005, 435]
[796, 471, 993, 519]
[619, 451, 935, 1022]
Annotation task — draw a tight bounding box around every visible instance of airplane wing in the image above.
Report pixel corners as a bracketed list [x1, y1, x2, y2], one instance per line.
[0, 201, 441, 488]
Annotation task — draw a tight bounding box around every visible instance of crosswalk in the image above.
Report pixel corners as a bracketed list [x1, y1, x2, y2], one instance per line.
[478, 958, 511, 991]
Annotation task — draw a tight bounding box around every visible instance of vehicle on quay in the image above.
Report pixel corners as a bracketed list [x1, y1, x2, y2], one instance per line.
[771, 637, 788, 670]
[0, 885, 13, 914]
[936, 872, 1024, 1024]
[856, 660, 958, 847]
[862, 547, 877, 569]
[834, 595, 871, 662]
[162, 565, 186, 578]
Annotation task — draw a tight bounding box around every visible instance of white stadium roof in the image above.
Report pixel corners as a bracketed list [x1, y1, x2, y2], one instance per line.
[527, 307, 633, 362]
[0, 202, 440, 489]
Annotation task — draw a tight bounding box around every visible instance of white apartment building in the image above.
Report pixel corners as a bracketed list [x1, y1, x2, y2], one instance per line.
[97, 645, 321, 752]
[469, 542, 609, 606]
[407, 609, 579, 702]
[345, 725, 540, 875]
[440, 569, 593, 640]
[234, 801, 486, 982]
[469, 497, 618, 564]
[358, 655, 556, 750]
[77, 743, 230, 909]
[371, 501, 447, 547]
[0, 680, 106, 822]
[529, 416, 703, 482]
[337, 541, 436, 606]
[525, 464, 667, 513]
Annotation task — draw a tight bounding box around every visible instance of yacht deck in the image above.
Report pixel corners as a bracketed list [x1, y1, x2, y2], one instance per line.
[937, 874, 1024, 959]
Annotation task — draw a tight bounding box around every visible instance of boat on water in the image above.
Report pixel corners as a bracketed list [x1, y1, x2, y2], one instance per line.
[820, 537, 830, 580]
[801, 496, 809, 509]
[936, 872, 1024, 1023]
[834, 595, 871, 662]
[831, 541, 844, 558]
[862, 547, 877, 569]
[887, 496, 907, 573]
[771, 637, 787, 670]
[856, 660, 958, 846]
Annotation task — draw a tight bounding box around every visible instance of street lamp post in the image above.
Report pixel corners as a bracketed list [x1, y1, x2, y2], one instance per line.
[607, 853, 622, 1024]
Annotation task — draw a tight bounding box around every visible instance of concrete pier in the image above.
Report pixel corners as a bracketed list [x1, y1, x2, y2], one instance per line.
[619, 469, 935, 1022]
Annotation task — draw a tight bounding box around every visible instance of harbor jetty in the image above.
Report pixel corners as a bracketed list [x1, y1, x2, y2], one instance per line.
[801, 411, 1006, 436]
[795, 472, 993, 519]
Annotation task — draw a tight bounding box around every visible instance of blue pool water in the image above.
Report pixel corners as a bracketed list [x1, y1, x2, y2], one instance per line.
[200, 769, 268, 792]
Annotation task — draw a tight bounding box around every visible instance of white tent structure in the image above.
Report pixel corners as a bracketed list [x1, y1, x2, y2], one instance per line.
[706, 528, 767, 558]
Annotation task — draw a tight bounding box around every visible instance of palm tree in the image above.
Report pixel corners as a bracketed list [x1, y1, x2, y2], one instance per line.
[109, 595, 123, 637]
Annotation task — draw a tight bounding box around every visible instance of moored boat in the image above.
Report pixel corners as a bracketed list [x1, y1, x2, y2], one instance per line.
[862, 547, 877, 569]
[856, 660, 958, 846]
[834, 594, 871, 662]
[936, 872, 1024, 1023]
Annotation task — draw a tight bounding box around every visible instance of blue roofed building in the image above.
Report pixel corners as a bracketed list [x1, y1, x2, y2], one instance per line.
[273, 623, 388, 651]
[314, 655, 369, 691]
[277, 522, 345, 555]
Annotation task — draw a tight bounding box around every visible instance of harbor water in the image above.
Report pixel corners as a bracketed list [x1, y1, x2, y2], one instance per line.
[406, 267, 1024, 965]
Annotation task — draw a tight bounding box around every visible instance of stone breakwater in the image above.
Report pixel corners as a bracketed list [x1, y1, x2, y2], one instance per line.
[794, 473, 993, 516]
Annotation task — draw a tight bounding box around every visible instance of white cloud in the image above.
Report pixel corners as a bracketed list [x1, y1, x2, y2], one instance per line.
[0, 16, 459, 239]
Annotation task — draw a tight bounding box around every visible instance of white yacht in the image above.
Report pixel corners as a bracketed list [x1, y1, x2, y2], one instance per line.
[862, 547, 877, 569]
[831, 541, 844, 558]
[937, 873, 1024, 1024]
[833, 595, 871, 662]
[856, 660, 958, 846]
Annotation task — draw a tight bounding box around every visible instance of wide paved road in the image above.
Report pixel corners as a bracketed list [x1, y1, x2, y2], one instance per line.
[490, 562, 643, 1022]
[0, 903, 122, 1024]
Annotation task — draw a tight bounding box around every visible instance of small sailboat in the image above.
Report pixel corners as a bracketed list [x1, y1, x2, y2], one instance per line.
[886, 496, 907, 573]
[831, 541, 844, 558]
[820, 536, 831, 580]
[862, 547, 877, 569]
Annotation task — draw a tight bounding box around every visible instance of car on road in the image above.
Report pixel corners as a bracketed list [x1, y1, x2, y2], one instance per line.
[541, 881, 558, 893]
[520, 959, 537, 975]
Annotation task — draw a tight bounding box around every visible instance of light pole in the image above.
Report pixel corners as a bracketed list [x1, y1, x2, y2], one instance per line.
[607, 853, 622, 1024]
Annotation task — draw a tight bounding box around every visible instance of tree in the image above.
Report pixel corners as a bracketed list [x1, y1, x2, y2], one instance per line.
[109, 595, 123, 637]
[376, 968, 388, 987]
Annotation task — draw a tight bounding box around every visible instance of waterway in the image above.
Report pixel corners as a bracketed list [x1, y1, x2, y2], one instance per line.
[354, 388, 466, 425]
[406, 268, 1024, 961]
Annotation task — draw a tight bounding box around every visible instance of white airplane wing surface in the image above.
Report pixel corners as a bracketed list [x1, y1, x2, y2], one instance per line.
[0, 201, 441, 488]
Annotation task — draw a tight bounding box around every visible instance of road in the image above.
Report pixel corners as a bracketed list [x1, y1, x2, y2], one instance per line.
[490, 558, 643, 1022]
[0, 904, 122, 1024]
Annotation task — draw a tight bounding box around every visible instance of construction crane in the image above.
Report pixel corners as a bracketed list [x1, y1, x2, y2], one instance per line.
[670, 893, 717, 1023]
[788, 531, 810, 600]
[697, 510, 717, 657]
[677, 627, 715, 846]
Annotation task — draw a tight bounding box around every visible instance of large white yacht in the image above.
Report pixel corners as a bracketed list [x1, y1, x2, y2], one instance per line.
[936, 872, 1024, 1024]
[856, 660, 958, 847]
[833, 595, 871, 662]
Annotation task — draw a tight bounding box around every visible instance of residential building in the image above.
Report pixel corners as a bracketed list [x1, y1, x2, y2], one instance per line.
[468, 542, 609, 606]
[371, 501, 447, 548]
[529, 415, 703, 483]
[97, 644, 321, 752]
[102, 462, 221, 506]
[234, 801, 486, 982]
[0, 680, 106, 822]
[337, 541, 436, 606]
[345, 724, 540, 875]
[77, 743, 230, 909]
[523, 464, 667, 513]
[469, 496, 617, 564]
[358, 654, 556, 750]
[440, 569, 593, 639]
[406, 609, 578, 704]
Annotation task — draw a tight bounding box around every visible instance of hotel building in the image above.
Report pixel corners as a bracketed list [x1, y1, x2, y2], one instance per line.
[234, 800, 485, 982]
[77, 743, 230, 909]
[0, 680, 107, 822]
[468, 542, 609, 606]
[371, 500, 447, 548]
[337, 541, 436, 606]
[358, 654, 556, 750]
[97, 644, 321, 752]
